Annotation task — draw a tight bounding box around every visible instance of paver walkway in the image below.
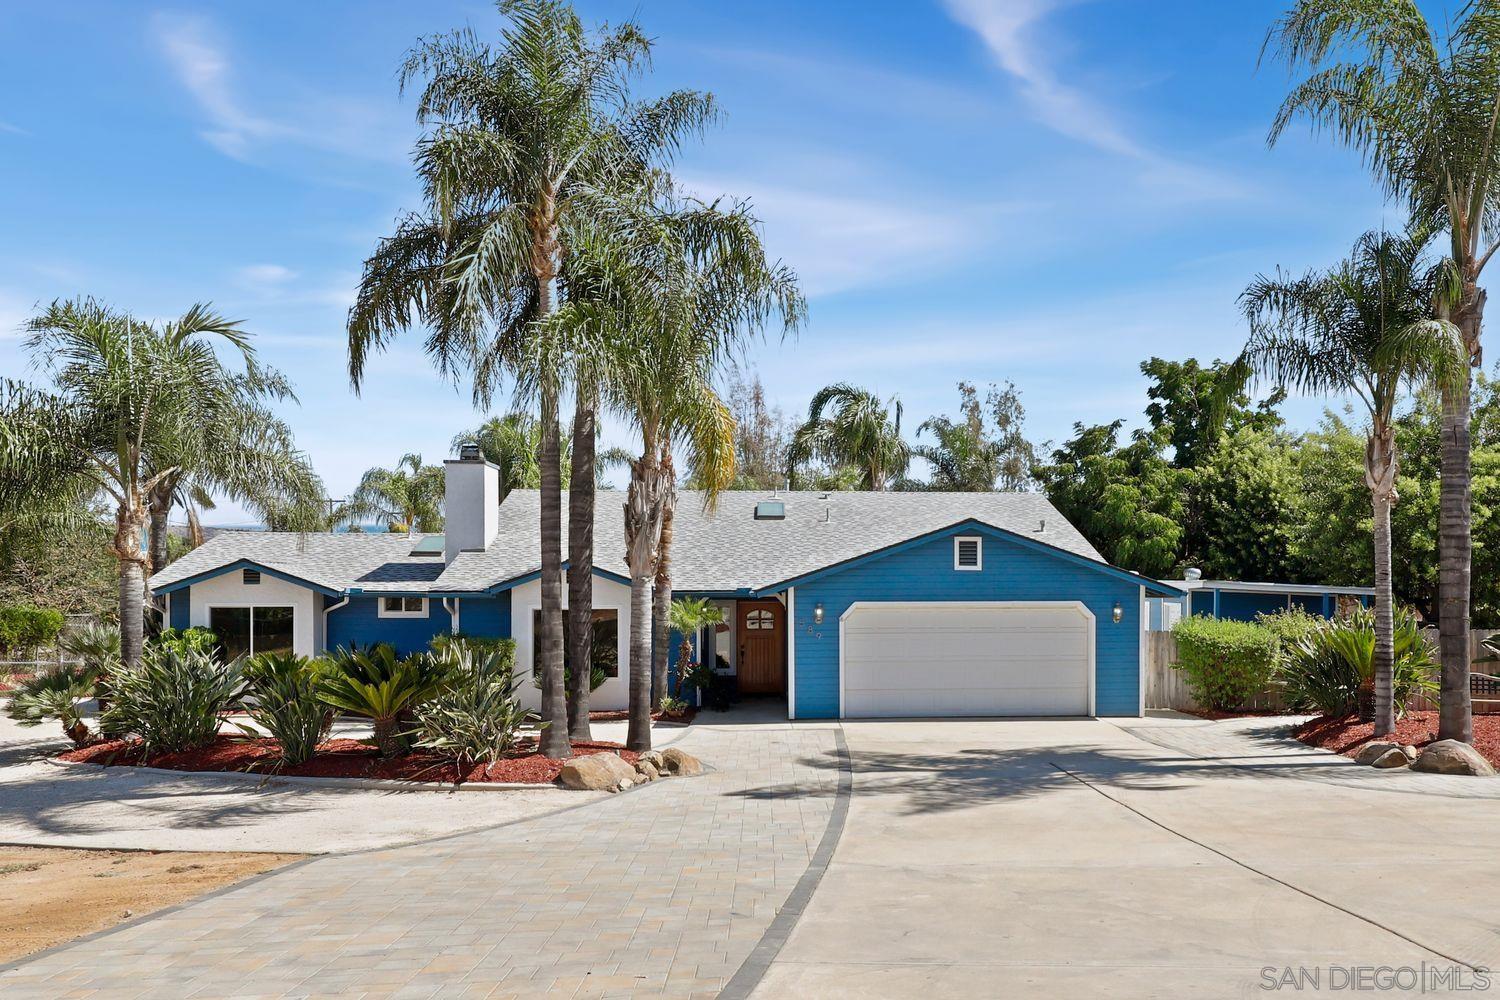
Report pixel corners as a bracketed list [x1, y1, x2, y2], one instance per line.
[0, 716, 842, 999]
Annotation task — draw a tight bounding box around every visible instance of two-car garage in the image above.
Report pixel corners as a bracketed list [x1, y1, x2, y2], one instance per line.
[837, 602, 1095, 718]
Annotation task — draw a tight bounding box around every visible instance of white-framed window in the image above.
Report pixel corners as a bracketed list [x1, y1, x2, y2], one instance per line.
[379, 596, 429, 618]
[954, 536, 983, 571]
[208, 606, 294, 660]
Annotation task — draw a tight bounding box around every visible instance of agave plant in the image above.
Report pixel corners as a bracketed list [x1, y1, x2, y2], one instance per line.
[6, 666, 98, 746]
[317, 645, 449, 757]
[237, 652, 332, 767]
[101, 645, 244, 755]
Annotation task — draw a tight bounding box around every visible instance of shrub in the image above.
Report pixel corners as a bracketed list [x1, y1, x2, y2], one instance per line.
[0, 605, 65, 654]
[151, 627, 219, 657]
[1256, 607, 1323, 664]
[318, 644, 450, 757]
[412, 642, 532, 769]
[237, 652, 331, 767]
[431, 633, 516, 658]
[679, 659, 733, 711]
[1279, 608, 1436, 718]
[1171, 616, 1277, 711]
[658, 694, 689, 716]
[102, 645, 244, 755]
[6, 665, 98, 746]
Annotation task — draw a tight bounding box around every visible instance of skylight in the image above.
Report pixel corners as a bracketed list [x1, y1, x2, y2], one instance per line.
[410, 535, 446, 556]
[754, 500, 785, 521]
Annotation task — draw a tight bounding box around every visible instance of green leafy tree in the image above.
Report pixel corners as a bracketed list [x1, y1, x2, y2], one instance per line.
[1141, 357, 1284, 470]
[914, 381, 1036, 491]
[1267, 0, 1500, 742]
[341, 454, 445, 533]
[790, 383, 909, 491]
[0, 299, 268, 669]
[347, 0, 716, 759]
[1235, 227, 1465, 735]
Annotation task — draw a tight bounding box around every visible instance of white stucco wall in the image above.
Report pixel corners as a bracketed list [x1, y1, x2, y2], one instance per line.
[188, 573, 319, 658]
[511, 574, 633, 712]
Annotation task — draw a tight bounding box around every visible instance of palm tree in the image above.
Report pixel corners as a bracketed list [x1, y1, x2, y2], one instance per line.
[0, 299, 262, 668]
[1266, 1, 1500, 742]
[452, 412, 570, 499]
[347, 0, 716, 759]
[340, 454, 445, 532]
[147, 388, 326, 570]
[565, 192, 802, 750]
[1235, 228, 1465, 736]
[790, 384, 910, 490]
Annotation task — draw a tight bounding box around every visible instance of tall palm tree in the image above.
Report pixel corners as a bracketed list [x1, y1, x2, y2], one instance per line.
[347, 0, 716, 758]
[340, 454, 445, 533]
[1236, 228, 1465, 735]
[1266, 0, 1500, 742]
[452, 411, 571, 500]
[790, 384, 910, 490]
[0, 299, 261, 668]
[558, 192, 802, 750]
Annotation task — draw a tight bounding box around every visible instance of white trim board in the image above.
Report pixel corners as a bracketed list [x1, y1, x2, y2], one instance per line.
[837, 600, 1096, 720]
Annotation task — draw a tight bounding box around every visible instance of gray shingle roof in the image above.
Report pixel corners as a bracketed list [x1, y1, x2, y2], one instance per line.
[148, 531, 448, 593]
[439, 489, 1104, 594]
[150, 491, 1109, 596]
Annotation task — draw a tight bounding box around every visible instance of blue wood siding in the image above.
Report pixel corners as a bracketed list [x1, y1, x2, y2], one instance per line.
[169, 590, 190, 631]
[791, 525, 1142, 719]
[457, 594, 511, 638]
[326, 597, 452, 656]
[1216, 591, 1289, 621]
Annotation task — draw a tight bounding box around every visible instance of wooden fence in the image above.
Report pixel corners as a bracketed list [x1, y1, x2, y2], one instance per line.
[1143, 628, 1500, 714]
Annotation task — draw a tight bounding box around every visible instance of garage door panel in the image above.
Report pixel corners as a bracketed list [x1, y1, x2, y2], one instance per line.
[841, 604, 1092, 718]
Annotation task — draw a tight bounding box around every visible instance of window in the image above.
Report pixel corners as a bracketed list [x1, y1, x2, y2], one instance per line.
[242, 568, 261, 585]
[532, 609, 619, 679]
[208, 606, 294, 661]
[954, 536, 982, 571]
[379, 596, 428, 618]
[744, 608, 775, 630]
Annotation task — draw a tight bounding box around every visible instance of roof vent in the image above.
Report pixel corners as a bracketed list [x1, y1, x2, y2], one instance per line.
[1038, 518, 1046, 532]
[1184, 567, 1203, 581]
[754, 500, 786, 521]
[242, 568, 261, 585]
[457, 441, 483, 462]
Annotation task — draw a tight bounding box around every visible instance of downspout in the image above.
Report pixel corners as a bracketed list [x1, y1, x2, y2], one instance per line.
[442, 597, 461, 634]
[321, 595, 350, 655]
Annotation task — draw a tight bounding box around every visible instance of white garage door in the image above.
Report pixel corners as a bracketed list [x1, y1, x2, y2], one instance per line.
[840, 602, 1093, 718]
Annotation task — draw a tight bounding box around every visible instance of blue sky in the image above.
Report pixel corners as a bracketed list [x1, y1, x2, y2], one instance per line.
[0, 1, 1420, 523]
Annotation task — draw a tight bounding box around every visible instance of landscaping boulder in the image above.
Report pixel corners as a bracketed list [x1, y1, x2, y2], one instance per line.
[1371, 747, 1410, 769]
[1411, 740, 1496, 777]
[640, 750, 665, 770]
[1354, 742, 1401, 766]
[660, 747, 704, 776]
[557, 752, 637, 791]
[1402, 745, 1418, 761]
[635, 759, 659, 781]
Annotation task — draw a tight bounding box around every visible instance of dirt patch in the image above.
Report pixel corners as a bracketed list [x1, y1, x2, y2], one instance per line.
[0, 845, 301, 964]
[1294, 711, 1500, 768]
[59, 736, 638, 785]
[588, 708, 696, 724]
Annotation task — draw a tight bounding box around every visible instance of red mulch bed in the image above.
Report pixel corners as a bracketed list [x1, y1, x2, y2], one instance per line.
[588, 708, 697, 724]
[58, 736, 637, 785]
[1181, 708, 1288, 721]
[1294, 711, 1500, 768]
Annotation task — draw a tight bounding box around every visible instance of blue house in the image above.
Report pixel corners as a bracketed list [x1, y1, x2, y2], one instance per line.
[149, 454, 1182, 719]
[1145, 570, 1374, 631]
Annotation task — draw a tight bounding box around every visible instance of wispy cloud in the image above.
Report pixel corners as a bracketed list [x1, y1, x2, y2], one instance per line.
[941, 0, 1244, 202]
[151, 11, 409, 165]
[0, 120, 27, 136]
[234, 263, 298, 289]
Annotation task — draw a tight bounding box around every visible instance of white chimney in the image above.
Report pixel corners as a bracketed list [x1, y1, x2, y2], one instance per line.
[443, 450, 500, 563]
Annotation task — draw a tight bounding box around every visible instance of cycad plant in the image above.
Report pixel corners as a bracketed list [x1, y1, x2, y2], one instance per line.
[790, 384, 910, 490]
[1235, 227, 1465, 734]
[1281, 608, 1437, 718]
[317, 645, 450, 757]
[6, 666, 99, 747]
[1266, 0, 1500, 743]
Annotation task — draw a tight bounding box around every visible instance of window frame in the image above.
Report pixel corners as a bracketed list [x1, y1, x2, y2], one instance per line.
[378, 596, 429, 619]
[206, 604, 296, 659]
[953, 535, 983, 572]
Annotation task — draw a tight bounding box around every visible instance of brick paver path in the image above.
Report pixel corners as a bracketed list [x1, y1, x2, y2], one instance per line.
[0, 720, 843, 999]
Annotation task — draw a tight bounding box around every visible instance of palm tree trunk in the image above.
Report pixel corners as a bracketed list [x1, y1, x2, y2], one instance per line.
[1371, 489, 1395, 736]
[148, 483, 172, 575]
[1437, 292, 1482, 744]
[624, 450, 665, 752]
[651, 481, 677, 708]
[538, 380, 571, 759]
[114, 501, 149, 670]
[566, 390, 596, 741]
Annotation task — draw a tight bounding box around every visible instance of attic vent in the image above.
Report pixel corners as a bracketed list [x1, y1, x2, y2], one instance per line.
[243, 568, 261, 585]
[954, 537, 982, 571]
[754, 500, 785, 521]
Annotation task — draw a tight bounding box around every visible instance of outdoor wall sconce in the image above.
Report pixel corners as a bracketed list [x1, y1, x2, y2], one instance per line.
[1112, 602, 1123, 624]
[813, 602, 825, 625]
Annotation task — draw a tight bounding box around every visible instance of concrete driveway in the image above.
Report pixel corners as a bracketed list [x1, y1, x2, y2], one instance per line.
[751, 717, 1500, 999]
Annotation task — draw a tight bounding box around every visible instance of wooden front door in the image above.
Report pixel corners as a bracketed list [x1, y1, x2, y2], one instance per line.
[737, 599, 786, 694]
